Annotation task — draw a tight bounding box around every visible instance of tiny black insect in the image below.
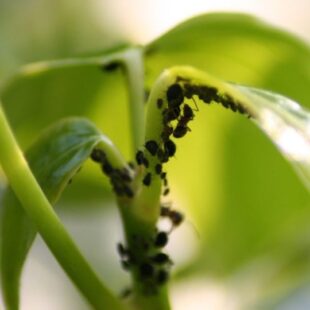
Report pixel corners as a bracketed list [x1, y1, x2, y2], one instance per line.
[155, 163, 162, 174]
[151, 253, 170, 265]
[183, 104, 194, 120]
[164, 139, 176, 157]
[167, 83, 184, 108]
[123, 185, 134, 198]
[102, 162, 114, 175]
[197, 86, 219, 103]
[170, 210, 184, 227]
[145, 140, 159, 156]
[157, 148, 169, 163]
[183, 83, 196, 99]
[173, 125, 188, 138]
[139, 263, 154, 278]
[113, 183, 125, 197]
[161, 125, 173, 141]
[162, 107, 180, 123]
[163, 188, 170, 196]
[101, 61, 120, 72]
[128, 161, 135, 169]
[157, 269, 169, 285]
[157, 98, 164, 109]
[160, 172, 167, 179]
[155, 231, 168, 247]
[119, 168, 132, 182]
[142, 157, 149, 168]
[117, 243, 129, 257]
[136, 150, 146, 166]
[90, 149, 106, 163]
[160, 206, 184, 228]
[143, 172, 152, 186]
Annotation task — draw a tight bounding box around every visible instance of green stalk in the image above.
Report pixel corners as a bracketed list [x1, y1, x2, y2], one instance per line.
[0, 104, 125, 310]
[122, 47, 145, 153]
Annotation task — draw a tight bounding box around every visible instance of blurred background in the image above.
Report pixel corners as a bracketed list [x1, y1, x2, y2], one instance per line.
[0, 0, 310, 309]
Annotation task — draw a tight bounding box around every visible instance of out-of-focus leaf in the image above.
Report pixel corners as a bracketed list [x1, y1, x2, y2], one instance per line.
[0, 0, 125, 79]
[1, 118, 108, 310]
[0, 49, 134, 200]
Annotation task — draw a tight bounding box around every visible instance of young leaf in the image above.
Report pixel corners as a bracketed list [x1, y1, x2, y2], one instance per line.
[146, 13, 310, 108]
[1, 117, 126, 310]
[143, 66, 310, 282]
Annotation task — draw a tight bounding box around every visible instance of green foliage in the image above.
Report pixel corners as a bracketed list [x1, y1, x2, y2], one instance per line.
[0, 12, 309, 310]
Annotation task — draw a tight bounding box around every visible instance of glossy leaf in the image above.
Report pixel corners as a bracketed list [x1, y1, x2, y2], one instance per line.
[1, 118, 111, 309]
[143, 14, 310, 279]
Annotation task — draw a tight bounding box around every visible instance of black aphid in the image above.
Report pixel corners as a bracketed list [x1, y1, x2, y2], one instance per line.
[157, 270, 169, 285]
[155, 163, 162, 174]
[143, 173, 152, 186]
[90, 149, 106, 163]
[170, 210, 184, 227]
[162, 107, 180, 123]
[155, 231, 168, 247]
[183, 104, 194, 120]
[101, 62, 120, 72]
[102, 162, 114, 175]
[160, 206, 170, 217]
[139, 263, 154, 278]
[145, 140, 159, 156]
[117, 243, 129, 257]
[123, 186, 134, 198]
[163, 188, 170, 196]
[151, 253, 170, 264]
[160, 172, 167, 179]
[157, 98, 164, 109]
[128, 161, 135, 169]
[161, 125, 173, 141]
[119, 168, 132, 182]
[136, 150, 146, 166]
[157, 148, 169, 163]
[167, 83, 184, 108]
[164, 139, 176, 157]
[197, 86, 219, 103]
[173, 125, 188, 138]
[142, 157, 149, 168]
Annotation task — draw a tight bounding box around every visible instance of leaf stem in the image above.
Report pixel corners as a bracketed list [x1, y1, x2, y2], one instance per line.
[0, 104, 125, 310]
[122, 47, 145, 154]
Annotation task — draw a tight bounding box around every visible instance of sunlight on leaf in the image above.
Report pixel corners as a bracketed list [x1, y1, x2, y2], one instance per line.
[235, 86, 310, 191]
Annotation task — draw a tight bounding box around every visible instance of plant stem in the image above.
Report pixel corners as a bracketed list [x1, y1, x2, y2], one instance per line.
[118, 200, 171, 310]
[122, 47, 145, 154]
[0, 104, 125, 310]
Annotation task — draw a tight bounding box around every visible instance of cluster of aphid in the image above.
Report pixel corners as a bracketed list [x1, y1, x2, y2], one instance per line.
[90, 149, 134, 198]
[91, 75, 250, 297]
[135, 77, 251, 196]
[118, 204, 184, 296]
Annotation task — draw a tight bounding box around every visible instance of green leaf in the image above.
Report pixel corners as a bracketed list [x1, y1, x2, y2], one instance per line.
[0, 117, 116, 309]
[143, 66, 310, 305]
[146, 13, 310, 107]
[143, 14, 310, 280]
